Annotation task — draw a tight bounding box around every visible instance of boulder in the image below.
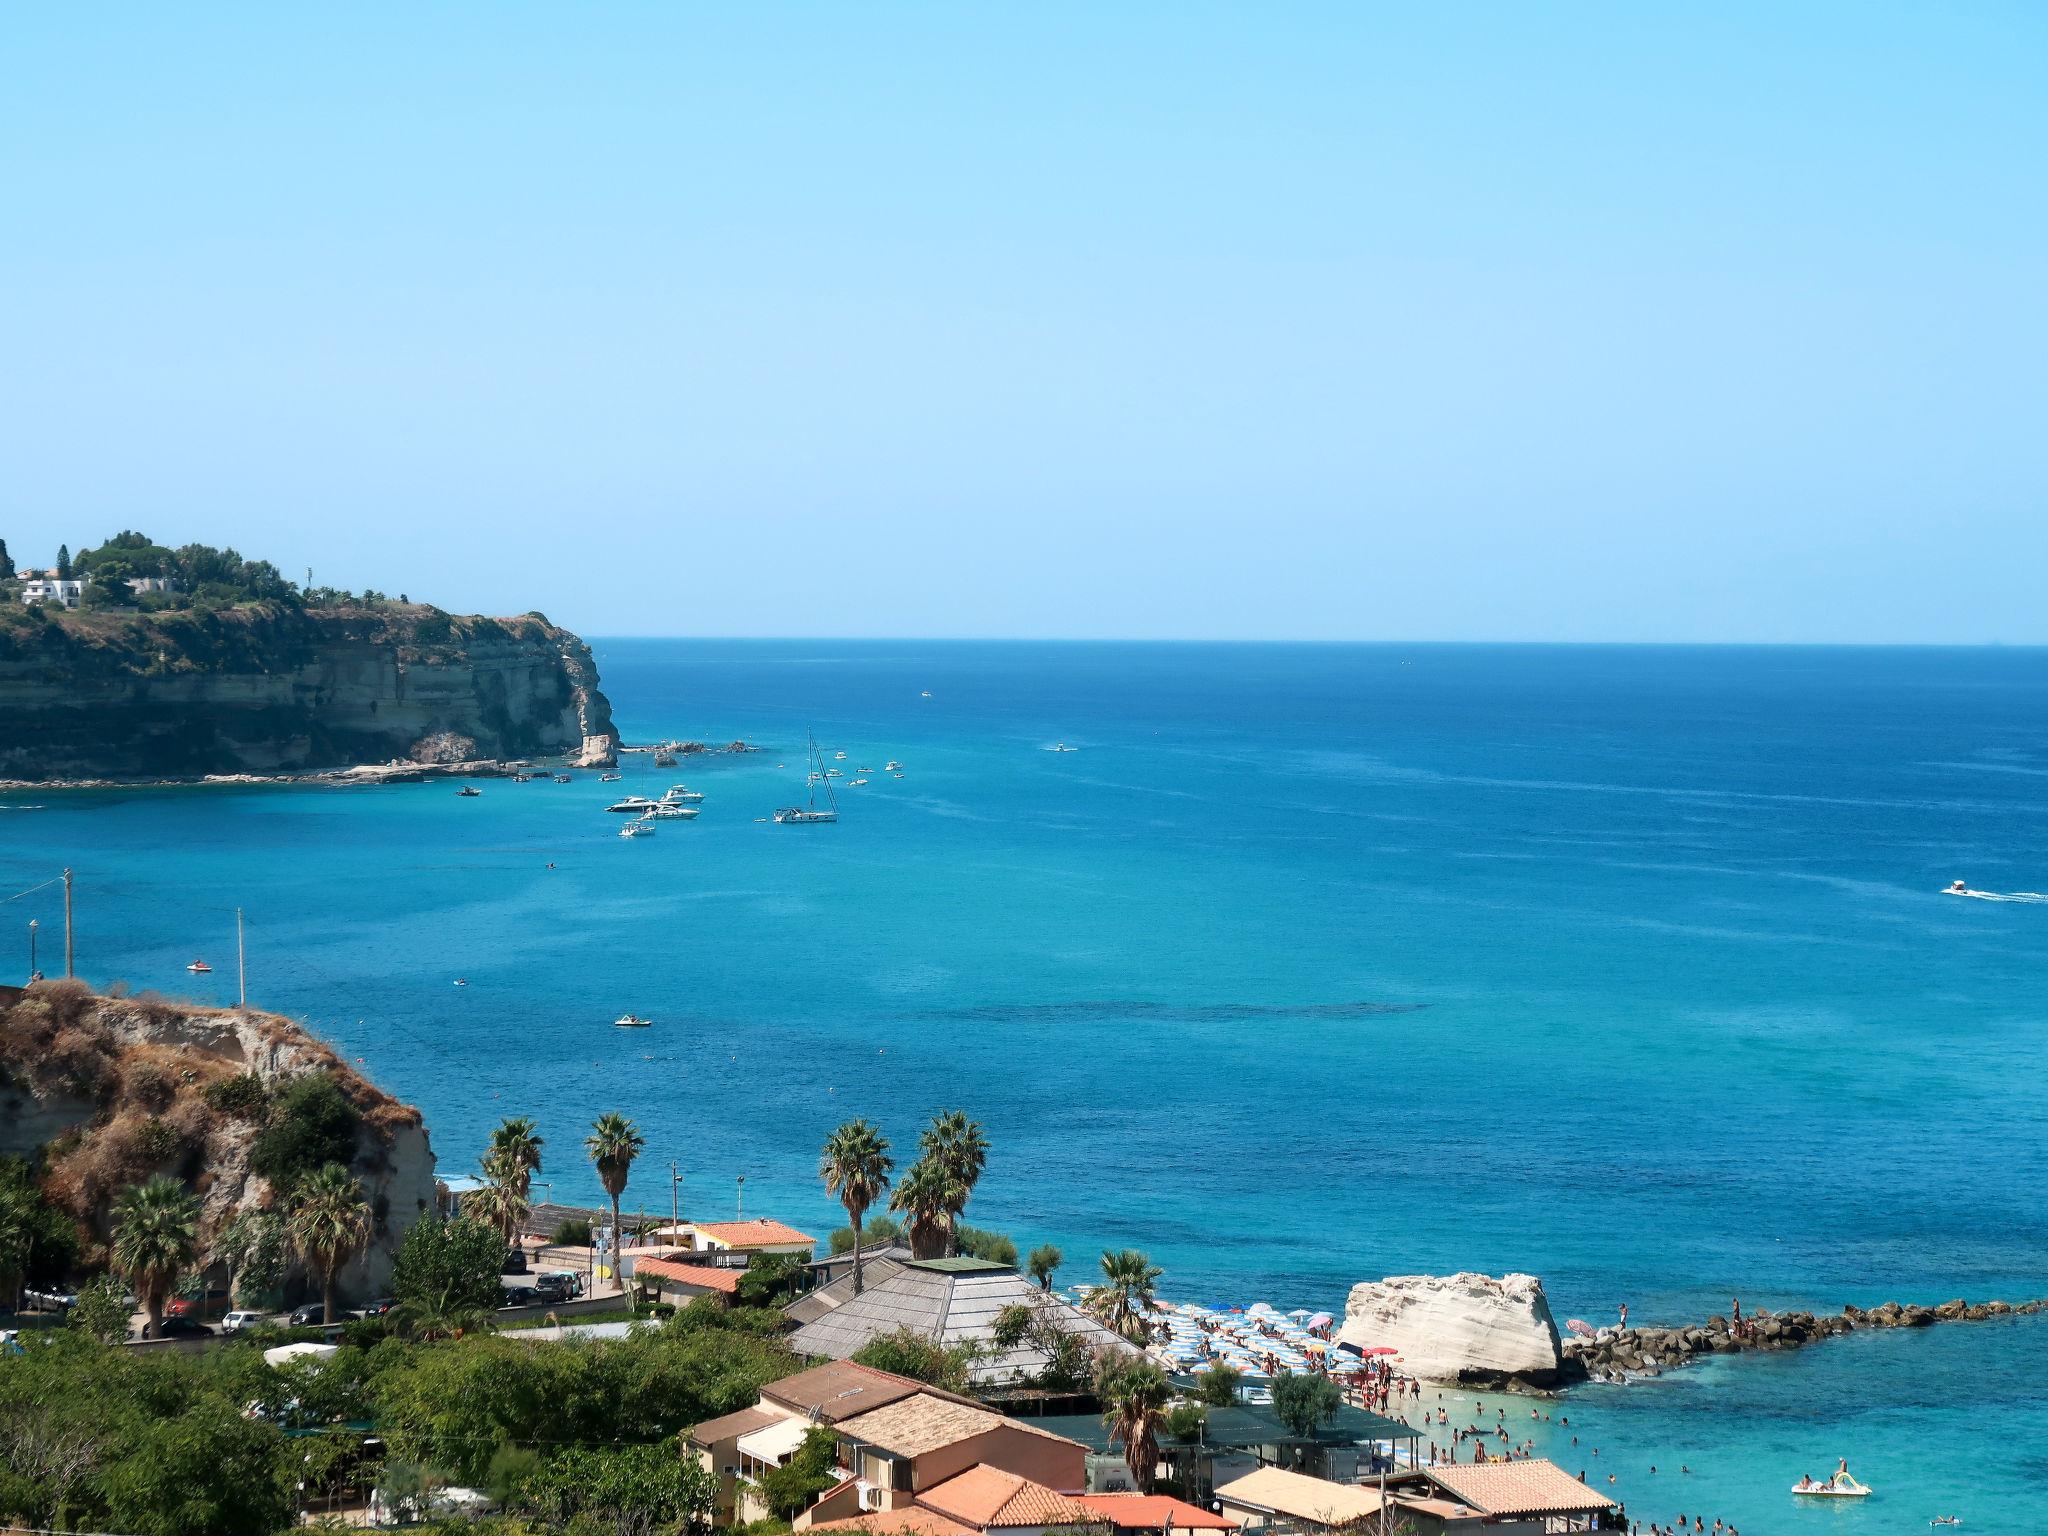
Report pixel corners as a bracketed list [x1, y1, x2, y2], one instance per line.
[1339, 1272, 1565, 1386]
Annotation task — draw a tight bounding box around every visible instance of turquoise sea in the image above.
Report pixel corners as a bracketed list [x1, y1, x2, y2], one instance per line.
[6, 641, 2046, 1532]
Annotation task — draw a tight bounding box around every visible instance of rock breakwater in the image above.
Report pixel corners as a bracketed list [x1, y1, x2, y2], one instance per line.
[1566, 1296, 2048, 1382]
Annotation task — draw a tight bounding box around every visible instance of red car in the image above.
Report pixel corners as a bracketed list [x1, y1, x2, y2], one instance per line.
[167, 1288, 231, 1320]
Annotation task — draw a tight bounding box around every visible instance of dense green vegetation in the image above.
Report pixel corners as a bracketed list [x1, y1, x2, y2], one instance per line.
[247, 1076, 363, 1194]
[0, 1155, 83, 1300]
[0, 1296, 789, 1535]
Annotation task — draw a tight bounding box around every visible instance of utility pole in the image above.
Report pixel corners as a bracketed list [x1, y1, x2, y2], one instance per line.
[736, 1174, 745, 1220]
[62, 868, 73, 978]
[26, 918, 36, 982]
[236, 908, 247, 1007]
[670, 1161, 681, 1235]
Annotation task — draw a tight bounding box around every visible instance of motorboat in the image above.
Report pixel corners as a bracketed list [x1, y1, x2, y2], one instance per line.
[457, 785, 482, 797]
[848, 778, 870, 786]
[885, 761, 903, 770]
[606, 796, 660, 814]
[825, 769, 843, 778]
[920, 690, 932, 698]
[776, 732, 841, 824]
[1946, 879, 1968, 894]
[512, 772, 534, 783]
[663, 785, 705, 802]
[186, 960, 212, 974]
[618, 820, 653, 838]
[553, 773, 573, 783]
[644, 804, 696, 820]
[614, 1013, 652, 1028]
[599, 771, 622, 782]
[834, 751, 847, 760]
[1050, 742, 1078, 752]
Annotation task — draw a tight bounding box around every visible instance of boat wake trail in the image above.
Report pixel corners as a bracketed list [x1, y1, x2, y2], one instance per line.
[1957, 888, 2048, 903]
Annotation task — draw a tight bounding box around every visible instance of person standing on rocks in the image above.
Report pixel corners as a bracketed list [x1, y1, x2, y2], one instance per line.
[1620, 1302, 1629, 1329]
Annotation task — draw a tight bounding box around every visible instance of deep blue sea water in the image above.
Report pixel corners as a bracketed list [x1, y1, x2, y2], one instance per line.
[6, 641, 2046, 1531]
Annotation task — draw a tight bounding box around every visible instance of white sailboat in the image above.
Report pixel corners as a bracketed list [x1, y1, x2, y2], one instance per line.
[774, 734, 840, 824]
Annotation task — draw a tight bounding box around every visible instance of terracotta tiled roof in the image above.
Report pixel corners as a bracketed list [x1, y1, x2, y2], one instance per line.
[764, 1361, 930, 1423]
[919, 1466, 1099, 1529]
[1422, 1460, 1616, 1517]
[1073, 1494, 1238, 1531]
[687, 1405, 780, 1447]
[692, 1217, 817, 1247]
[810, 1510, 977, 1536]
[636, 1257, 744, 1293]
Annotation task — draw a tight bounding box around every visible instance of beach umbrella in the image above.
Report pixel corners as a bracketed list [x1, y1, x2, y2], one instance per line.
[1307, 1312, 1333, 1328]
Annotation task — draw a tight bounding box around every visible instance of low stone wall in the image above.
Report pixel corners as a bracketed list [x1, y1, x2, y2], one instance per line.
[1566, 1296, 2048, 1381]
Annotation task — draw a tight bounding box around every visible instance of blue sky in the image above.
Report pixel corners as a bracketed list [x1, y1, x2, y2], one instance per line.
[3, 4, 2043, 641]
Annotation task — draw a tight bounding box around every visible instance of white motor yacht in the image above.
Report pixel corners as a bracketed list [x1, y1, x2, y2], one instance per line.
[606, 796, 660, 814]
[618, 820, 653, 838]
[645, 804, 697, 820]
[663, 785, 705, 802]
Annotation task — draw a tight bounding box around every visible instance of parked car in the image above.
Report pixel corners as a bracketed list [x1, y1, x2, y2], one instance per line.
[531, 1272, 577, 1303]
[287, 1303, 334, 1327]
[498, 1283, 530, 1310]
[220, 1310, 268, 1334]
[147, 1317, 214, 1338]
[167, 1287, 231, 1320]
[502, 1246, 529, 1275]
[360, 1297, 397, 1317]
[24, 1288, 78, 1313]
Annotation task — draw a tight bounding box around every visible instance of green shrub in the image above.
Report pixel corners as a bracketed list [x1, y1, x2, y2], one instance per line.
[205, 1072, 269, 1120]
[247, 1075, 360, 1192]
[552, 1216, 592, 1247]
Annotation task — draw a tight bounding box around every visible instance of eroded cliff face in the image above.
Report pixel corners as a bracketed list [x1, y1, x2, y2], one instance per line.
[0, 604, 617, 780]
[0, 981, 439, 1299]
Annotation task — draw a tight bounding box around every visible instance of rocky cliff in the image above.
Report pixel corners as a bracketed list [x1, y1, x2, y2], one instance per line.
[1339, 1271, 1567, 1387]
[0, 602, 616, 780]
[0, 980, 438, 1299]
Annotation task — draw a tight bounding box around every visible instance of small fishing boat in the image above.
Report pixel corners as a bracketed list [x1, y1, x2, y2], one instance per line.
[618, 820, 653, 838]
[775, 733, 840, 824]
[614, 1013, 652, 1028]
[512, 772, 534, 783]
[553, 773, 573, 783]
[606, 796, 660, 814]
[186, 960, 213, 974]
[457, 785, 482, 797]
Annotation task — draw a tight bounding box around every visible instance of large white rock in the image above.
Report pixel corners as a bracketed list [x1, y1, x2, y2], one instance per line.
[1339, 1272, 1564, 1384]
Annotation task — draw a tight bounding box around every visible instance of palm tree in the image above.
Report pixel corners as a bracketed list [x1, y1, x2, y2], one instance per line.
[888, 1158, 960, 1260]
[466, 1166, 531, 1247]
[111, 1176, 201, 1338]
[584, 1112, 645, 1277]
[920, 1111, 988, 1255]
[486, 1116, 544, 1200]
[211, 1208, 283, 1308]
[1027, 1242, 1063, 1293]
[288, 1162, 372, 1325]
[1100, 1359, 1172, 1494]
[819, 1119, 893, 1295]
[1089, 1248, 1162, 1343]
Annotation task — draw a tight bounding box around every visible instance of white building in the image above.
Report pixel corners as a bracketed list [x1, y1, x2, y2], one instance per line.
[19, 576, 83, 608]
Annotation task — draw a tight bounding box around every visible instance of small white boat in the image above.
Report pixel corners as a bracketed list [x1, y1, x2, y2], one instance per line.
[1946, 879, 1968, 894]
[457, 785, 482, 797]
[892, 772, 906, 779]
[606, 797, 660, 814]
[834, 751, 847, 760]
[645, 805, 696, 820]
[614, 1013, 652, 1028]
[619, 821, 653, 838]
[599, 771, 622, 782]
[553, 773, 573, 783]
[663, 785, 705, 802]
[825, 769, 843, 778]
[186, 960, 212, 974]
[1050, 742, 1078, 753]
[885, 761, 903, 771]
[848, 778, 870, 786]
[920, 690, 932, 698]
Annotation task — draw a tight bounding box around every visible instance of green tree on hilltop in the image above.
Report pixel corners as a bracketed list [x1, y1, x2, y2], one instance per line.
[0, 537, 13, 579]
[54, 543, 71, 578]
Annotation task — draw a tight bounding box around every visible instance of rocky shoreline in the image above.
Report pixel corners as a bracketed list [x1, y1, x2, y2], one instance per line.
[1564, 1295, 2048, 1383]
[0, 754, 601, 793]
